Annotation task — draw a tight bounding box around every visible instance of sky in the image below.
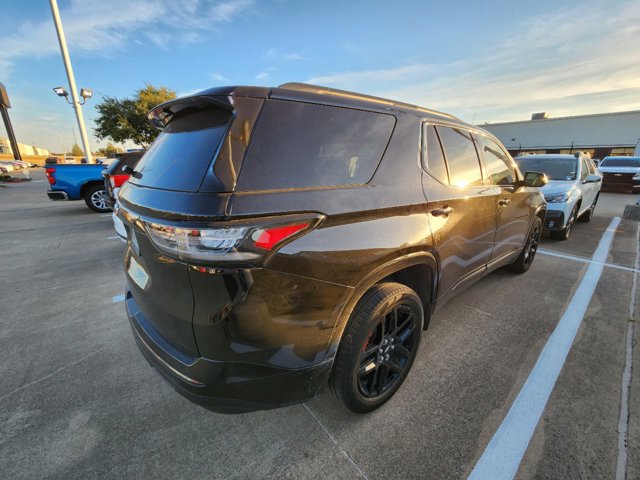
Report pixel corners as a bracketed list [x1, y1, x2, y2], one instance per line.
[1, 0, 639, 153]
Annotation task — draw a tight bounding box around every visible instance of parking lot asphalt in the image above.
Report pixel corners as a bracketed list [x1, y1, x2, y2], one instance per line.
[1, 170, 638, 480]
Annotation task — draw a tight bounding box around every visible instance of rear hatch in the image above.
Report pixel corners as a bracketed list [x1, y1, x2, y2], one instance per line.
[118, 92, 265, 357]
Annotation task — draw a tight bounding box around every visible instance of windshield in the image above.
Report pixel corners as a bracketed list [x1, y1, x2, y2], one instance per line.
[515, 157, 578, 181]
[600, 157, 640, 168]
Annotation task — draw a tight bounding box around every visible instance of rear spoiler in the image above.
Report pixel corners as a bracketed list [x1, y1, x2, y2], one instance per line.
[148, 95, 235, 130]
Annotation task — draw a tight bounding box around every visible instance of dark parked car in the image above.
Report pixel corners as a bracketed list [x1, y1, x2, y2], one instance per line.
[117, 83, 547, 413]
[102, 151, 145, 209]
[598, 156, 640, 193]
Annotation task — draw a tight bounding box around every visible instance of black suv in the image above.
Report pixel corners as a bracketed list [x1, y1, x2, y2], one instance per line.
[118, 83, 547, 413]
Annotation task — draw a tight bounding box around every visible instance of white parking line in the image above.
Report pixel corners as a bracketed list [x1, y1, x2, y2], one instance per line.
[538, 248, 637, 273]
[112, 294, 125, 303]
[106, 235, 120, 240]
[100, 214, 112, 217]
[468, 217, 621, 480]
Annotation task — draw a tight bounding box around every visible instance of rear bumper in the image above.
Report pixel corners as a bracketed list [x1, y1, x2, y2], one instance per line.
[125, 290, 333, 413]
[47, 191, 69, 201]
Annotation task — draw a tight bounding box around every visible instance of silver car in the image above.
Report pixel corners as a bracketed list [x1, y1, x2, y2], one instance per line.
[515, 153, 601, 240]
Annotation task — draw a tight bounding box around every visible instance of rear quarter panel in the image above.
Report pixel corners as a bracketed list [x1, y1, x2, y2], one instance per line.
[50, 164, 106, 199]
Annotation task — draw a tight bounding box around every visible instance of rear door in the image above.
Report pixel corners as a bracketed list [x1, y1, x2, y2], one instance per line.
[421, 124, 498, 298]
[474, 133, 530, 262]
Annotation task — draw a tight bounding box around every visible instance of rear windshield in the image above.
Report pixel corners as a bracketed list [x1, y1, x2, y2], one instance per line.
[129, 108, 231, 192]
[106, 152, 144, 176]
[237, 100, 395, 190]
[515, 156, 578, 181]
[600, 157, 640, 167]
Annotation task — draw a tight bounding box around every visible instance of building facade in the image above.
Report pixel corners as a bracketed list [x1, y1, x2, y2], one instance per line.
[480, 110, 640, 159]
[0, 137, 50, 156]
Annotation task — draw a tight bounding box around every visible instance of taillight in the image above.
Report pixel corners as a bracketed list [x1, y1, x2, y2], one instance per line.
[45, 167, 55, 185]
[254, 223, 310, 250]
[141, 214, 322, 265]
[111, 174, 129, 188]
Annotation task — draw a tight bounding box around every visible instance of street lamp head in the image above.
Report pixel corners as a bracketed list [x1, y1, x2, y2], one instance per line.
[53, 86, 68, 97]
[80, 88, 93, 99]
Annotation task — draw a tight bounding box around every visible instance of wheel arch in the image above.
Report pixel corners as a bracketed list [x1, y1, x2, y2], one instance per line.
[327, 252, 439, 360]
[80, 180, 104, 198]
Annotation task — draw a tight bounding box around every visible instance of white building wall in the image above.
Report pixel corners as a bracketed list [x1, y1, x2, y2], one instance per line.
[0, 137, 49, 156]
[481, 110, 640, 151]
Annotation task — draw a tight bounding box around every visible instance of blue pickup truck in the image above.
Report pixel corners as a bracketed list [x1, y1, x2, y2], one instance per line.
[45, 162, 113, 212]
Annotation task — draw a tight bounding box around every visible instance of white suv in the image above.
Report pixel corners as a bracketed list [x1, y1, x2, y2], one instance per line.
[515, 153, 601, 240]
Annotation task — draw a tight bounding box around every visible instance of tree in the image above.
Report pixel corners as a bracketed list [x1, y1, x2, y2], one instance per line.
[105, 142, 117, 157]
[71, 144, 83, 156]
[94, 84, 176, 148]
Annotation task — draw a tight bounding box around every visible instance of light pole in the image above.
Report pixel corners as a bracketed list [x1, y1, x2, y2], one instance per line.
[49, 0, 93, 163]
[0, 82, 22, 161]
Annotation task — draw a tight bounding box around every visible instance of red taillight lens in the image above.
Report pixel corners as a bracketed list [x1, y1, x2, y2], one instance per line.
[111, 174, 129, 188]
[254, 223, 310, 250]
[45, 168, 55, 184]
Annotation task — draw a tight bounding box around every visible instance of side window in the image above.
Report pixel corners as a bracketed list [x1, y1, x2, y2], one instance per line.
[423, 124, 449, 184]
[436, 126, 483, 187]
[580, 158, 589, 181]
[476, 135, 516, 186]
[238, 100, 396, 190]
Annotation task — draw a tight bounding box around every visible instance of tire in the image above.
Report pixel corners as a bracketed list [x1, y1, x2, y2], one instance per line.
[330, 282, 424, 413]
[550, 204, 578, 240]
[84, 184, 111, 213]
[578, 194, 598, 223]
[507, 217, 542, 273]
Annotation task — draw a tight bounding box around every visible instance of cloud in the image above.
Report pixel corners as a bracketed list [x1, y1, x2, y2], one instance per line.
[0, 0, 255, 76]
[210, 72, 229, 82]
[261, 48, 304, 61]
[255, 72, 269, 80]
[209, 0, 254, 22]
[306, 1, 640, 123]
[176, 87, 208, 98]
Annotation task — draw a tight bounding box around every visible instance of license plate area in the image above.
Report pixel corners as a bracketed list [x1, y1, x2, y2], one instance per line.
[127, 254, 150, 290]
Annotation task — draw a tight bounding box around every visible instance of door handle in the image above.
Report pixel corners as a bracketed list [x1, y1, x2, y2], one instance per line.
[431, 206, 454, 216]
[498, 198, 511, 206]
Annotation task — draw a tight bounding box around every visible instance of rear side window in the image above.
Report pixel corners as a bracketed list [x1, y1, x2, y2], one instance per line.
[129, 108, 231, 192]
[475, 135, 516, 185]
[237, 100, 395, 190]
[437, 126, 483, 187]
[108, 152, 144, 176]
[423, 125, 449, 184]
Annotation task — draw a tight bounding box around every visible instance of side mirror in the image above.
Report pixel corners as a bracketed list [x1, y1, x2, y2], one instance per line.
[122, 165, 134, 175]
[520, 171, 548, 188]
[584, 174, 602, 184]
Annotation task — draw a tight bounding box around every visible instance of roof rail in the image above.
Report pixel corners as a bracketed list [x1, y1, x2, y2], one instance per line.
[277, 82, 457, 119]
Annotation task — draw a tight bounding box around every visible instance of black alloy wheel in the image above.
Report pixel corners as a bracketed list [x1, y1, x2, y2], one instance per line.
[357, 304, 417, 398]
[508, 216, 542, 273]
[331, 282, 423, 413]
